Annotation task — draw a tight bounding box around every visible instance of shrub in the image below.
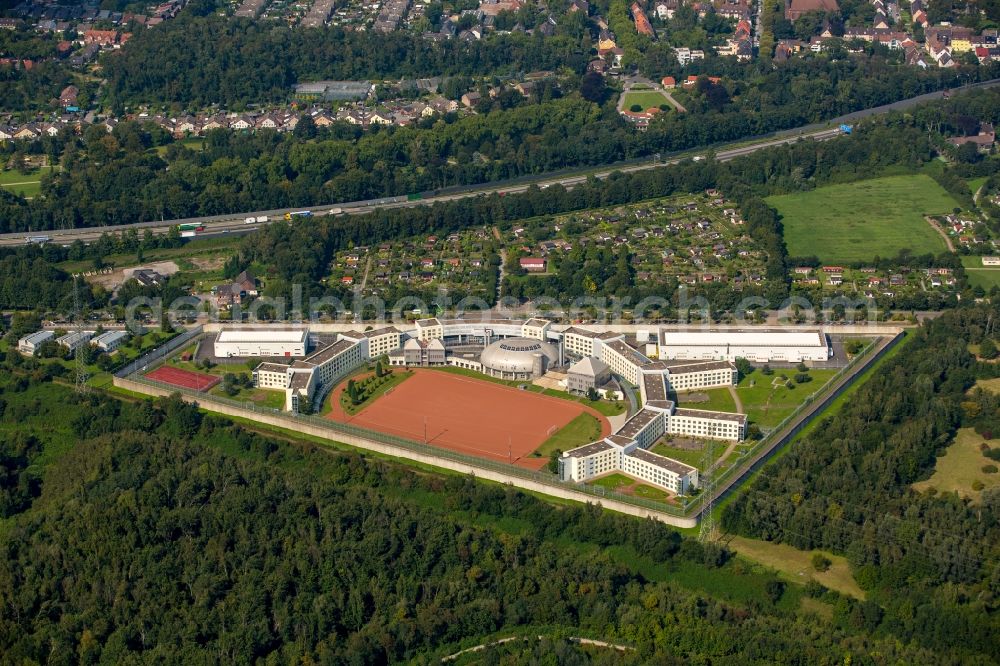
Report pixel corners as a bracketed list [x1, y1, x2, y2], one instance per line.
[629, 103, 643, 112]
[982, 464, 998, 474]
[972, 480, 985, 491]
[794, 373, 813, 384]
[811, 552, 832, 572]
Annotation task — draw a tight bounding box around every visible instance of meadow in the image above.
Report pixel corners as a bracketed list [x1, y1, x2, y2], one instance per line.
[769, 174, 957, 262]
[620, 90, 670, 111]
[912, 428, 1000, 502]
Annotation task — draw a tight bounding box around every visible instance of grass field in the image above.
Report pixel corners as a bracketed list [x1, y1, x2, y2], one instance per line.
[620, 90, 670, 111]
[965, 269, 1000, 291]
[676, 386, 736, 412]
[912, 428, 1000, 502]
[650, 442, 704, 468]
[0, 166, 57, 197]
[736, 368, 838, 429]
[589, 473, 671, 501]
[533, 412, 604, 458]
[338, 370, 414, 416]
[769, 174, 957, 263]
[968, 176, 988, 194]
[727, 536, 865, 600]
[210, 385, 286, 410]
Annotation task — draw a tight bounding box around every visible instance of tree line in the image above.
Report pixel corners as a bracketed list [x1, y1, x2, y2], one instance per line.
[723, 306, 1000, 657]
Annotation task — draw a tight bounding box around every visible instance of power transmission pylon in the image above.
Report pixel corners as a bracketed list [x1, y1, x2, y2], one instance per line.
[698, 439, 716, 542]
[73, 275, 89, 394]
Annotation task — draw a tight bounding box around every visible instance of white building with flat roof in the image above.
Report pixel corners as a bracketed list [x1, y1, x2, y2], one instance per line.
[214, 329, 309, 358]
[18, 330, 54, 355]
[659, 329, 830, 363]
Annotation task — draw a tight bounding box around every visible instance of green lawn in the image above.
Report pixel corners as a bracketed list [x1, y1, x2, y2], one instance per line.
[533, 412, 604, 458]
[676, 386, 736, 412]
[588, 473, 672, 501]
[912, 428, 1000, 503]
[621, 90, 670, 111]
[211, 385, 285, 410]
[338, 369, 413, 416]
[650, 442, 704, 468]
[736, 368, 838, 429]
[967, 176, 988, 194]
[965, 269, 1000, 292]
[769, 174, 957, 262]
[589, 472, 635, 490]
[0, 166, 57, 198]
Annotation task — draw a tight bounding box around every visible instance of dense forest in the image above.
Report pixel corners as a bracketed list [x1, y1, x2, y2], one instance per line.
[723, 307, 1000, 656]
[0, 359, 990, 662]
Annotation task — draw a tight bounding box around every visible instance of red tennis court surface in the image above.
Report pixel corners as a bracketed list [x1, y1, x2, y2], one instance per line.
[146, 365, 221, 392]
[327, 369, 611, 470]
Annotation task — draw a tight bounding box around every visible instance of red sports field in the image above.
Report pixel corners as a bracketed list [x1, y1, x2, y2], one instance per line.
[146, 365, 221, 392]
[327, 369, 611, 470]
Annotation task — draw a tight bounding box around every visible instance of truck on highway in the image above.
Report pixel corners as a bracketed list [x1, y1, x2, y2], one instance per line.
[839, 124, 853, 134]
[245, 217, 256, 224]
[284, 211, 313, 220]
[180, 231, 197, 238]
[256, 215, 268, 223]
[178, 223, 204, 231]
[25, 235, 51, 244]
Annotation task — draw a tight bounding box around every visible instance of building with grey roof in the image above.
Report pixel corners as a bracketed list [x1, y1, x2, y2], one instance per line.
[18, 330, 54, 355]
[93, 330, 129, 352]
[566, 356, 611, 394]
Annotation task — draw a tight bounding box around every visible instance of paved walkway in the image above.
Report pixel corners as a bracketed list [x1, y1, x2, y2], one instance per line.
[663, 90, 687, 112]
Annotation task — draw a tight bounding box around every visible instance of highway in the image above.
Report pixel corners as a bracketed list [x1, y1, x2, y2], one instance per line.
[4, 77, 998, 248]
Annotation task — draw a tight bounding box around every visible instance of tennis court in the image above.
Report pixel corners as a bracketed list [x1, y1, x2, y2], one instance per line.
[146, 365, 221, 392]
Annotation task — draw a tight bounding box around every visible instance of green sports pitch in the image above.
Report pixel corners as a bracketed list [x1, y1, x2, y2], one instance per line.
[768, 174, 958, 263]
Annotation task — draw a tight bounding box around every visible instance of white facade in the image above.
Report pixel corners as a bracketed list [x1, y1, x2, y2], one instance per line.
[414, 318, 444, 341]
[668, 408, 746, 441]
[365, 328, 402, 358]
[93, 330, 129, 353]
[666, 361, 738, 392]
[659, 329, 830, 363]
[57, 330, 94, 352]
[18, 330, 53, 355]
[214, 329, 309, 358]
[253, 362, 291, 389]
[559, 407, 701, 495]
[600, 339, 651, 385]
[521, 318, 552, 341]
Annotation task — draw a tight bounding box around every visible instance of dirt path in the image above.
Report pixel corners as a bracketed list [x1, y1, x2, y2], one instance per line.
[358, 256, 373, 292]
[728, 385, 744, 413]
[925, 215, 956, 253]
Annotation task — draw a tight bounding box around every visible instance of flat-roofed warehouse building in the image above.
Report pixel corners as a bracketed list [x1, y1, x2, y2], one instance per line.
[214, 330, 309, 358]
[658, 329, 830, 363]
